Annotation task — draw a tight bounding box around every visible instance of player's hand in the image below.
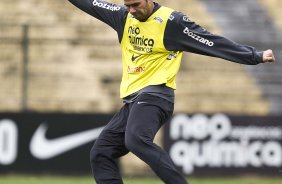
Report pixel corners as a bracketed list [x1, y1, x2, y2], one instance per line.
[262, 49, 275, 63]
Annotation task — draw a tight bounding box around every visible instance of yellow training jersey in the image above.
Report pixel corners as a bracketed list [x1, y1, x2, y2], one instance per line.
[120, 6, 183, 98]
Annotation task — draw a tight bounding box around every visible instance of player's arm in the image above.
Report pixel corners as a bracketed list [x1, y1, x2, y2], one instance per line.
[68, 0, 127, 40]
[164, 11, 275, 64]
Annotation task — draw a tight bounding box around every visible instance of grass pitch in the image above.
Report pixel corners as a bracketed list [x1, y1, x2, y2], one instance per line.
[0, 175, 282, 184]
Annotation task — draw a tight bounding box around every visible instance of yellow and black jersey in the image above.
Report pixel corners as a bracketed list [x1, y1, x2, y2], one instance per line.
[69, 0, 263, 100]
[120, 6, 183, 98]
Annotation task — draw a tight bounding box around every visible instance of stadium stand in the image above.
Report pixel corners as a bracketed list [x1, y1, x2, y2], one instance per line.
[0, 0, 121, 112]
[201, 0, 282, 115]
[258, 0, 282, 113]
[0, 0, 270, 115]
[258, 0, 282, 31]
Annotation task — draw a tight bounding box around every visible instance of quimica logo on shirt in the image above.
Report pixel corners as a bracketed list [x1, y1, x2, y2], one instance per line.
[128, 26, 155, 53]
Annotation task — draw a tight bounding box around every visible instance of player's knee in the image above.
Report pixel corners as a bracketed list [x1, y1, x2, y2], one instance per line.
[124, 132, 144, 153]
[90, 145, 104, 166]
[90, 146, 98, 163]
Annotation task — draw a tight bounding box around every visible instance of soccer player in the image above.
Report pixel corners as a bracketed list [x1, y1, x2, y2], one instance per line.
[68, 0, 275, 183]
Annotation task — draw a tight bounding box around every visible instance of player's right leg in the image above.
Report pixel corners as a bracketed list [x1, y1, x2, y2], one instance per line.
[90, 104, 130, 184]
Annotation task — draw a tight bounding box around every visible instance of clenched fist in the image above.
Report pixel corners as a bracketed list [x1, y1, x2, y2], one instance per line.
[262, 49, 275, 63]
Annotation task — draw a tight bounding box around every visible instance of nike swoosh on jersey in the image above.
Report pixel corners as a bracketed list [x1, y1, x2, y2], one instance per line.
[30, 123, 104, 160]
[131, 54, 141, 62]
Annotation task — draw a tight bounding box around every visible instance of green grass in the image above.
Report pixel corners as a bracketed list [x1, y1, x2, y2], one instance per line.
[0, 175, 282, 184]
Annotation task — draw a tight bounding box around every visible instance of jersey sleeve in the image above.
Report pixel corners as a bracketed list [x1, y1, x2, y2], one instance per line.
[68, 0, 128, 41]
[164, 11, 263, 65]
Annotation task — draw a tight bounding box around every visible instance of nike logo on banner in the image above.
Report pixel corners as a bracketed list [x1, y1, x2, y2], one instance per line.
[131, 54, 141, 62]
[30, 123, 104, 160]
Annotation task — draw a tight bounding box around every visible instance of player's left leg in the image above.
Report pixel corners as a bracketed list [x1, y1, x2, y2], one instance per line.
[124, 94, 188, 184]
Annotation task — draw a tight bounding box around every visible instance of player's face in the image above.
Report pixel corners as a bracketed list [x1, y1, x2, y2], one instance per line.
[124, 0, 154, 21]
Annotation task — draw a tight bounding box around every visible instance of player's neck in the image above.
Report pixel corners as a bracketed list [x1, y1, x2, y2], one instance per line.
[141, 2, 157, 22]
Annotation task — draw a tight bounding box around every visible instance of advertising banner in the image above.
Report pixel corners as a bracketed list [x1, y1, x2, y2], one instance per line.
[2, 113, 282, 176]
[164, 113, 282, 176]
[0, 113, 110, 174]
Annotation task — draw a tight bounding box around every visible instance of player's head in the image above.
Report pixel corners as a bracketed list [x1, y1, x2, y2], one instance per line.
[124, 0, 154, 21]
